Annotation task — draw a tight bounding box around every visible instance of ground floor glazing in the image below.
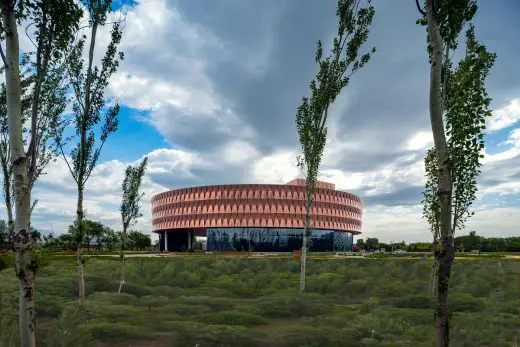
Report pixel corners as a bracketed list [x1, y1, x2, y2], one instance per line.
[158, 227, 353, 252]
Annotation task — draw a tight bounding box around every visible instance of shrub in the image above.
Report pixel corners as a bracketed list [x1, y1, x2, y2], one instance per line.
[85, 321, 150, 341]
[36, 294, 65, 318]
[359, 298, 379, 314]
[159, 303, 212, 316]
[150, 285, 183, 298]
[138, 295, 171, 308]
[346, 279, 372, 294]
[450, 293, 486, 312]
[0, 255, 15, 271]
[256, 292, 332, 318]
[36, 276, 77, 298]
[0, 313, 19, 346]
[42, 306, 93, 347]
[175, 296, 236, 311]
[306, 272, 344, 294]
[120, 282, 153, 297]
[167, 321, 262, 347]
[392, 294, 435, 309]
[87, 292, 138, 305]
[196, 310, 266, 326]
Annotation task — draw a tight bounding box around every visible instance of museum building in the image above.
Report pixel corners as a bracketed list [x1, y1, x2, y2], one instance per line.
[151, 179, 362, 252]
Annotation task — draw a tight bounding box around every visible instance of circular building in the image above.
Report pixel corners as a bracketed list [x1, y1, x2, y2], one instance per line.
[151, 179, 362, 253]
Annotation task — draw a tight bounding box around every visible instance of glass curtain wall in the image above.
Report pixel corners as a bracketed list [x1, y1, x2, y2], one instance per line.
[206, 227, 353, 252]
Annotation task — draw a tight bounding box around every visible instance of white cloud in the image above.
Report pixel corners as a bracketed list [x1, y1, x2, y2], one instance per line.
[361, 204, 520, 242]
[362, 205, 428, 242]
[405, 131, 433, 151]
[219, 140, 259, 165]
[488, 98, 520, 132]
[482, 127, 520, 164]
[29, 147, 209, 237]
[250, 150, 300, 184]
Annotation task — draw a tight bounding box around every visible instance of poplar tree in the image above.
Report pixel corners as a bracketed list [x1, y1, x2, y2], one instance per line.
[0, 0, 81, 344]
[118, 157, 147, 293]
[417, 1, 495, 345]
[0, 57, 32, 249]
[296, 0, 375, 292]
[57, 0, 124, 307]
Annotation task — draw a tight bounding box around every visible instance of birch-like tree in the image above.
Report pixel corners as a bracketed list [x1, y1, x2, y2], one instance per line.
[417, 1, 495, 345]
[296, 0, 375, 292]
[57, 0, 124, 307]
[118, 157, 147, 293]
[0, 0, 81, 344]
[0, 57, 32, 249]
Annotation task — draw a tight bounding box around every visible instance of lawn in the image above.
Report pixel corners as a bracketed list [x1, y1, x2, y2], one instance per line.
[1, 257, 519, 346]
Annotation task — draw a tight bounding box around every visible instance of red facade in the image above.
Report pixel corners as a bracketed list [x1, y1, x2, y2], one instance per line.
[151, 180, 363, 234]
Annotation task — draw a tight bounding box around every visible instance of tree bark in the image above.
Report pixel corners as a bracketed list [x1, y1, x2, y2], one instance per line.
[77, 187, 86, 307]
[1, 7, 36, 347]
[299, 189, 312, 292]
[426, 1, 454, 346]
[0, 148, 14, 247]
[118, 226, 126, 293]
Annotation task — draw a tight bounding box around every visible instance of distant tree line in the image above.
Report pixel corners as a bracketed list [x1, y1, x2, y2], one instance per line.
[0, 219, 152, 252]
[355, 232, 520, 253]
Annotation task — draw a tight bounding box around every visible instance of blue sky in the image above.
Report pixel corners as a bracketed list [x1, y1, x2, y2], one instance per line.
[13, 0, 520, 242]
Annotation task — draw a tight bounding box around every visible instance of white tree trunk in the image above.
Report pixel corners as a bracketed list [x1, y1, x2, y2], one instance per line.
[0, 150, 14, 245]
[299, 193, 312, 292]
[426, 1, 454, 346]
[118, 226, 126, 293]
[1, 8, 36, 347]
[429, 260, 438, 296]
[77, 187, 86, 307]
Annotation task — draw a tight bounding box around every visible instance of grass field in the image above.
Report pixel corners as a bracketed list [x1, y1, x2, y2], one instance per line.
[1, 257, 519, 346]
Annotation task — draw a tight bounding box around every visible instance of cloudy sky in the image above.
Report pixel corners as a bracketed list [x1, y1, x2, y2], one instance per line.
[13, 0, 520, 242]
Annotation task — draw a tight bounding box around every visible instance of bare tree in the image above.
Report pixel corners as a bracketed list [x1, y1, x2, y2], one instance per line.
[0, 0, 81, 344]
[417, 1, 494, 345]
[296, 0, 375, 292]
[118, 157, 147, 293]
[57, 0, 124, 307]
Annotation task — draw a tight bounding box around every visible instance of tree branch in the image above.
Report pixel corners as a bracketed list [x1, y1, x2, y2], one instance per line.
[0, 44, 7, 67]
[57, 142, 78, 184]
[416, 0, 426, 16]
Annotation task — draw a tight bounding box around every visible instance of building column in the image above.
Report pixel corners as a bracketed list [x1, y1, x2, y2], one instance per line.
[164, 231, 169, 252]
[187, 230, 192, 251]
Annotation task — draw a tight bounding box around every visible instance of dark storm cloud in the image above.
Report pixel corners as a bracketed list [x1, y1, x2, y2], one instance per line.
[361, 185, 424, 207]
[174, 0, 339, 153]
[169, 0, 435, 170]
[124, 0, 520, 207]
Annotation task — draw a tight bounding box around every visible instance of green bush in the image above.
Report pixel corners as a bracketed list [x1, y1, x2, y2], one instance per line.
[159, 302, 212, 316]
[167, 321, 262, 347]
[256, 292, 332, 318]
[138, 295, 171, 308]
[84, 321, 150, 341]
[451, 293, 486, 312]
[392, 294, 435, 309]
[117, 282, 151, 297]
[42, 306, 93, 347]
[87, 291, 138, 305]
[0, 313, 19, 346]
[150, 285, 183, 298]
[0, 255, 15, 271]
[36, 294, 66, 318]
[196, 310, 266, 326]
[346, 279, 372, 294]
[359, 298, 379, 314]
[175, 295, 236, 311]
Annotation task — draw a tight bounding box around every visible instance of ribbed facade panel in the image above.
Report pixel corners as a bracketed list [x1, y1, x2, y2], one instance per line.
[151, 180, 363, 234]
